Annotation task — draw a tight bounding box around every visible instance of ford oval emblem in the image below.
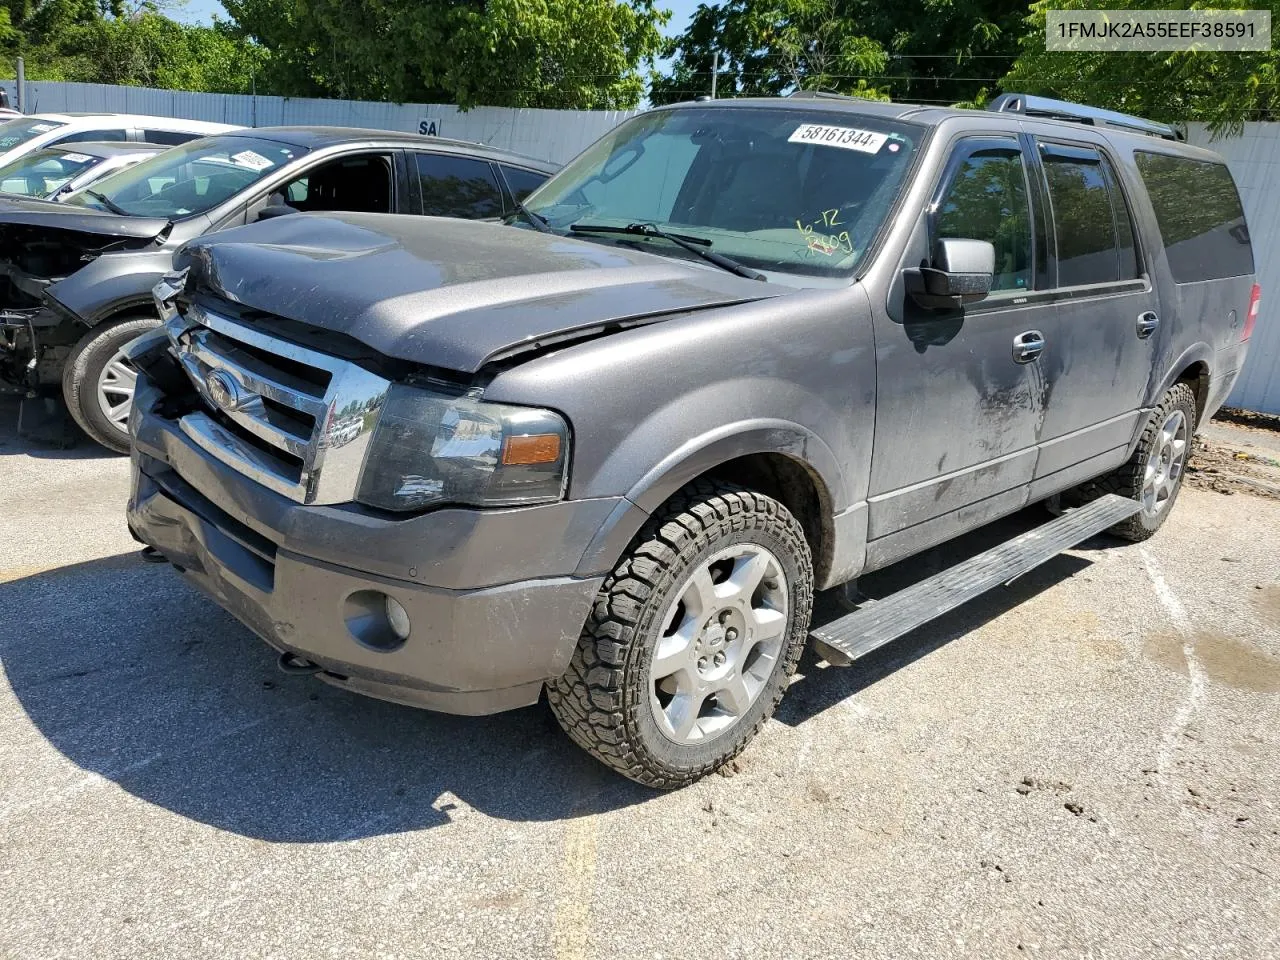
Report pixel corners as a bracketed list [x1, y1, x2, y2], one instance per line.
[204, 370, 242, 412]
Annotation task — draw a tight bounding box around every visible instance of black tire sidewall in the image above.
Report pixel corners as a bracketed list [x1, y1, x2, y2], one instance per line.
[1129, 385, 1198, 536]
[622, 517, 811, 773]
[62, 316, 159, 453]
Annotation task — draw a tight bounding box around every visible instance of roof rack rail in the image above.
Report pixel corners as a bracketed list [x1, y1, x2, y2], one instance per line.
[787, 90, 872, 103]
[988, 93, 1181, 141]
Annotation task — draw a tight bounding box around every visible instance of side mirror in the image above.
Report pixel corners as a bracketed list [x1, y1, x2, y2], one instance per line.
[905, 238, 995, 309]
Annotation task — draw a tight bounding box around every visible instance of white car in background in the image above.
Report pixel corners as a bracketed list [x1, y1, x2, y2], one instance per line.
[0, 113, 237, 168]
[0, 142, 164, 201]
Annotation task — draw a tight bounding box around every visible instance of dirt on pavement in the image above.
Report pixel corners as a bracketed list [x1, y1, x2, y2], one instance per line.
[1189, 410, 1280, 501]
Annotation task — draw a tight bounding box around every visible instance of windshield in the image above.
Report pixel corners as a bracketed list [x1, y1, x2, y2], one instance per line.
[64, 135, 305, 218]
[521, 106, 920, 280]
[0, 148, 101, 198]
[0, 118, 68, 152]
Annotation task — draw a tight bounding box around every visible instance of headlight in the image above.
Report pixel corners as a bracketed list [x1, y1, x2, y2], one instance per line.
[355, 383, 570, 512]
[152, 267, 189, 322]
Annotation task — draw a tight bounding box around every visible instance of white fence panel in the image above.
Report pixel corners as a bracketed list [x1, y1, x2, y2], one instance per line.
[0, 80, 637, 164]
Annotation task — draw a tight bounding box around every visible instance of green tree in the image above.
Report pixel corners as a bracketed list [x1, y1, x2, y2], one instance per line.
[1003, 0, 1280, 135]
[223, 0, 670, 109]
[651, 0, 1026, 105]
[67, 12, 268, 92]
[0, 1, 267, 93]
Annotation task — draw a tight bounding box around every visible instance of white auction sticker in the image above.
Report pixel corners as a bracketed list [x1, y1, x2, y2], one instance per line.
[60, 152, 92, 163]
[29, 123, 56, 133]
[230, 150, 274, 171]
[788, 123, 887, 153]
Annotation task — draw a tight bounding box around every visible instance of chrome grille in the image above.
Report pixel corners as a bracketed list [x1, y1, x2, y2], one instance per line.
[166, 302, 391, 504]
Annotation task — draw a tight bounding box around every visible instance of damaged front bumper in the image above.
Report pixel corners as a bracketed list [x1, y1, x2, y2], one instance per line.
[0, 305, 62, 392]
[126, 373, 613, 716]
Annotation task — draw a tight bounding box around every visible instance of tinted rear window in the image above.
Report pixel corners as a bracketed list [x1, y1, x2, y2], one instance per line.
[415, 153, 503, 218]
[1135, 152, 1252, 282]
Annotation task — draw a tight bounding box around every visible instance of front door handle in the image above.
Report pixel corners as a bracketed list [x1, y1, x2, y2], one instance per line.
[1137, 311, 1160, 339]
[1013, 330, 1045, 364]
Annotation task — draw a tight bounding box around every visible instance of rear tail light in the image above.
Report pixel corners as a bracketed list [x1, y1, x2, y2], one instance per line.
[1243, 283, 1261, 341]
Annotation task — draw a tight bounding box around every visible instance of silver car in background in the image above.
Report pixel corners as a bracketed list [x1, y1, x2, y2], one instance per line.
[0, 142, 163, 201]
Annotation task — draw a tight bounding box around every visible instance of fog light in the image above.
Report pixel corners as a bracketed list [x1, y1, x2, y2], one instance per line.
[385, 596, 411, 641]
[343, 590, 410, 651]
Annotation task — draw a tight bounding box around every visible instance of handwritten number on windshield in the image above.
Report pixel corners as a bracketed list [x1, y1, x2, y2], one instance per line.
[796, 209, 853, 257]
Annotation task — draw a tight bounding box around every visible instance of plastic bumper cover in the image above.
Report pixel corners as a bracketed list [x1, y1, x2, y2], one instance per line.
[127, 380, 611, 716]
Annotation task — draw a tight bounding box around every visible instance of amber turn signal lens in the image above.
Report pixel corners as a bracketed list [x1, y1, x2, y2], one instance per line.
[502, 433, 562, 465]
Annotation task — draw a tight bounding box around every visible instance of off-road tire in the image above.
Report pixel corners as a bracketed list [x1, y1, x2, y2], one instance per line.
[62, 316, 159, 453]
[1065, 382, 1198, 542]
[547, 480, 814, 788]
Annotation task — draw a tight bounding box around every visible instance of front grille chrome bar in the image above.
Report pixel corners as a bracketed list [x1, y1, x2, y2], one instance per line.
[167, 303, 392, 505]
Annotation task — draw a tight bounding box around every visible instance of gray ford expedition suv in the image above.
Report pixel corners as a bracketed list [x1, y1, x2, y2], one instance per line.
[125, 94, 1258, 787]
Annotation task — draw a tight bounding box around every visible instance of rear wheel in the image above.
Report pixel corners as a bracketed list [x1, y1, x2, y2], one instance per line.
[61, 316, 159, 453]
[1067, 382, 1197, 542]
[547, 481, 813, 788]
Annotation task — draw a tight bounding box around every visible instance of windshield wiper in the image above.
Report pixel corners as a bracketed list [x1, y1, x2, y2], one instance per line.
[512, 198, 551, 233]
[84, 190, 130, 217]
[569, 222, 766, 281]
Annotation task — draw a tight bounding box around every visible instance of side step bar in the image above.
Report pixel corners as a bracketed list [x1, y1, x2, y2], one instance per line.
[809, 494, 1141, 664]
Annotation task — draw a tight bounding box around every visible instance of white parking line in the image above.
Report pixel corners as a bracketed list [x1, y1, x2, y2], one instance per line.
[1140, 546, 1207, 784]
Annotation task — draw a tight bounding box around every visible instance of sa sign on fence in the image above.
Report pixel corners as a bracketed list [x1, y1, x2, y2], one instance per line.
[418, 118, 441, 136]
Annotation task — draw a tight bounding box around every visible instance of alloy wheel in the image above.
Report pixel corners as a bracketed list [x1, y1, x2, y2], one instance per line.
[1141, 408, 1189, 518]
[648, 543, 789, 744]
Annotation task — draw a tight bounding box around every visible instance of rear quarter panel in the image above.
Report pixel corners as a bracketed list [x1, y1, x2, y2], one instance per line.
[1107, 135, 1254, 423]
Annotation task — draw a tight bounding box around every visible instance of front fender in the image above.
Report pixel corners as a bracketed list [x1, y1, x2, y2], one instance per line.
[627, 420, 844, 514]
[46, 249, 179, 326]
[573, 419, 847, 580]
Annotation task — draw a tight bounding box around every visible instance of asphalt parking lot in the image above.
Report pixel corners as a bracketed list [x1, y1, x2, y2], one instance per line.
[3, 397, 1279, 960]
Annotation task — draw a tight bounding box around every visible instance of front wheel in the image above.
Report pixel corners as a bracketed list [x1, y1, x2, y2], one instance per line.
[547, 481, 814, 788]
[61, 316, 160, 453]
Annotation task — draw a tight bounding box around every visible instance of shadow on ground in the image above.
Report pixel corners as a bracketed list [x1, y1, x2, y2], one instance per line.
[0, 396, 115, 462]
[1, 506, 1110, 842]
[1, 554, 651, 841]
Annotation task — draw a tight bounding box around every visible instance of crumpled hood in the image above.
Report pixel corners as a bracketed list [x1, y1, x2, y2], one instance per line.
[181, 211, 784, 372]
[0, 195, 170, 240]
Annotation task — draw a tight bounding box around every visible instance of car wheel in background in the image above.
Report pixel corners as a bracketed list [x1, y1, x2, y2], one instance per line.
[61, 316, 160, 454]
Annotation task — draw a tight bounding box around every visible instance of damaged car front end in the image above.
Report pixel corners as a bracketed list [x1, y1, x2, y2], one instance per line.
[0, 207, 170, 391]
[0, 202, 174, 442]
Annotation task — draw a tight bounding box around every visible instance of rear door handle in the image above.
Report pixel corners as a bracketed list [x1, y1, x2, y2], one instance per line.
[1137, 311, 1160, 339]
[1013, 330, 1045, 364]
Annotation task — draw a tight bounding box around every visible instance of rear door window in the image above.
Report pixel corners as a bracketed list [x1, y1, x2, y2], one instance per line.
[1039, 142, 1140, 287]
[500, 165, 549, 206]
[415, 153, 503, 218]
[934, 139, 1034, 292]
[1135, 152, 1252, 282]
[1102, 159, 1141, 280]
